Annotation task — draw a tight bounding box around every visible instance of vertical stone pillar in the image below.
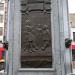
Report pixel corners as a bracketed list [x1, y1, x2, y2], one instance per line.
[7, 0, 72, 75]
[63, 0, 72, 74]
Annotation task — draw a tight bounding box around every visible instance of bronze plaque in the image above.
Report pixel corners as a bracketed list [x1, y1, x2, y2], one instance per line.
[21, 13, 52, 56]
[21, 0, 52, 68]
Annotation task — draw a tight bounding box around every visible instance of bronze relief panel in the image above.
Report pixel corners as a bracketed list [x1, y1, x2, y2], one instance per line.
[21, 0, 52, 68]
[21, 13, 52, 56]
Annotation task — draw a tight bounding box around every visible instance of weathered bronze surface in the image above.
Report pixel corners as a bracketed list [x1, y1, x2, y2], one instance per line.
[21, 0, 52, 68]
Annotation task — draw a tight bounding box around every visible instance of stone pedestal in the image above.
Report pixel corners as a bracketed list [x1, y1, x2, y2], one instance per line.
[7, 0, 72, 75]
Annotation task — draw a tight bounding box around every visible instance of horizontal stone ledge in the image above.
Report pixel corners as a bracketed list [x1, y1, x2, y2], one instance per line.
[18, 68, 56, 72]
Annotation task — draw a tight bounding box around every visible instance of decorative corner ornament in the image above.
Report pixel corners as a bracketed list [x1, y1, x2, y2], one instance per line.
[65, 38, 72, 48]
[3, 41, 8, 50]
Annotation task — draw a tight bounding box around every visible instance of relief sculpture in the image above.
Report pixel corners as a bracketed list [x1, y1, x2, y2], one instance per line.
[21, 0, 52, 68]
[23, 24, 51, 53]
